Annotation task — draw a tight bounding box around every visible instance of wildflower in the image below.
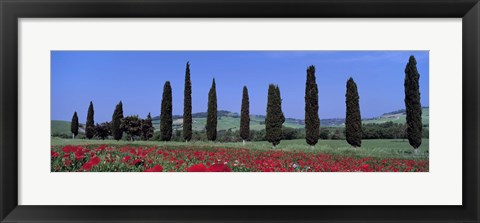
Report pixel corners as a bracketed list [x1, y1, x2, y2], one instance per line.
[186, 164, 208, 172]
[145, 165, 163, 172]
[51, 151, 59, 158]
[90, 156, 101, 165]
[122, 156, 131, 162]
[208, 164, 232, 172]
[81, 162, 93, 171]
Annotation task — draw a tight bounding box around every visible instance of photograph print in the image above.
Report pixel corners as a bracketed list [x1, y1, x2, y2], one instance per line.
[51, 51, 429, 172]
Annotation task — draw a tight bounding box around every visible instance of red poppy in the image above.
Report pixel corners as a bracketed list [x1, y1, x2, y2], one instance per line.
[81, 162, 93, 171]
[51, 151, 59, 158]
[144, 165, 163, 172]
[90, 157, 101, 165]
[122, 156, 131, 162]
[208, 164, 232, 172]
[62, 146, 71, 153]
[186, 164, 208, 172]
[74, 151, 85, 160]
[132, 159, 143, 166]
[359, 164, 372, 172]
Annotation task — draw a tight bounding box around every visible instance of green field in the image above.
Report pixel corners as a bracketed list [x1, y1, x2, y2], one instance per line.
[363, 108, 429, 126]
[152, 115, 303, 132]
[51, 137, 428, 160]
[51, 120, 85, 135]
[51, 120, 71, 135]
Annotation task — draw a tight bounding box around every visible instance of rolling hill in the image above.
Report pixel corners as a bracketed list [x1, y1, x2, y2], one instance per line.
[362, 107, 429, 126]
[51, 120, 85, 136]
[52, 107, 429, 135]
[151, 111, 304, 132]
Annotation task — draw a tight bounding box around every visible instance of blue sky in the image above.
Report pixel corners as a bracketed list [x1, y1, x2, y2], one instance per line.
[51, 51, 429, 123]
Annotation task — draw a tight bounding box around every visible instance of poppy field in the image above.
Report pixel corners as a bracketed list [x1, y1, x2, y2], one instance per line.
[50, 139, 429, 172]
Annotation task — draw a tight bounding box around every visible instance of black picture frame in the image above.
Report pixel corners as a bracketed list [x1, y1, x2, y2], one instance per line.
[1, 0, 479, 222]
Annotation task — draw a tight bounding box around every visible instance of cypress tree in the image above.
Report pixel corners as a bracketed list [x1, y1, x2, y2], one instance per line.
[111, 101, 124, 141]
[183, 62, 192, 142]
[85, 101, 95, 139]
[240, 86, 250, 145]
[141, 113, 154, 141]
[305, 65, 320, 148]
[160, 81, 173, 141]
[71, 111, 79, 139]
[404, 55, 422, 151]
[276, 86, 285, 125]
[345, 77, 362, 147]
[265, 84, 285, 148]
[206, 78, 217, 141]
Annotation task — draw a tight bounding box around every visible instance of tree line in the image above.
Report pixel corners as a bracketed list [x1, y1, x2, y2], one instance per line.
[64, 119, 428, 142]
[69, 56, 423, 150]
[70, 100, 155, 141]
[144, 122, 428, 143]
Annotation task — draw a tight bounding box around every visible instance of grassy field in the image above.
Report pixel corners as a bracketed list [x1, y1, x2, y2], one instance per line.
[51, 120, 85, 135]
[363, 108, 429, 126]
[51, 120, 71, 135]
[152, 116, 303, 132]
[51, 137, 428, 160]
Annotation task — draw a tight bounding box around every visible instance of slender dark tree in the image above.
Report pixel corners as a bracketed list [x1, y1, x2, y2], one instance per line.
[404, 55, 423, 151]
[183, 62, 193, 142]
[85, 101, 95, 139]
[305, 65, 320, 148]
[71, 111, 79, 139]
[345, 77, 362, 147]
[265, 84, 285, 148]
[240, 86, 250, 145]
[120, 115, 142, 141]
[141, 113, 154, 141]
[94, 122, 111, 140]
[111, 101, 124, 141]
[276, 86, 285, 125]
[160, 81, 173, 141]
[206, 78, 217, 141]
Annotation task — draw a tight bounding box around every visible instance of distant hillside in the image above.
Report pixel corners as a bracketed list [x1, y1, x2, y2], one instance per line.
[51, 107, 429, 135]
[152, 112, 303, 132]
[152, 107, 429, 131]
[362, 107, 429, 126]
[51, 120, 84, 136]
[153, 110, 239, 120]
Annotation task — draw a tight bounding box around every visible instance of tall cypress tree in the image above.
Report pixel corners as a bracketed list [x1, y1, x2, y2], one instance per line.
[71, 111, 79, 139]
[111, 101, 124, 141]
[240, 86, 250, 145]
[85, 101, 95, 139]
[265, 84, 285, 148]
[345, 77, 362, 147]
[404, 55, 422, 150]
[305, 65, 320, 148]
[183, 62, 192, 142]
[276, 86, 285, 125]
[206, 78, 217, 141]
[160, 81, 173, 141]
